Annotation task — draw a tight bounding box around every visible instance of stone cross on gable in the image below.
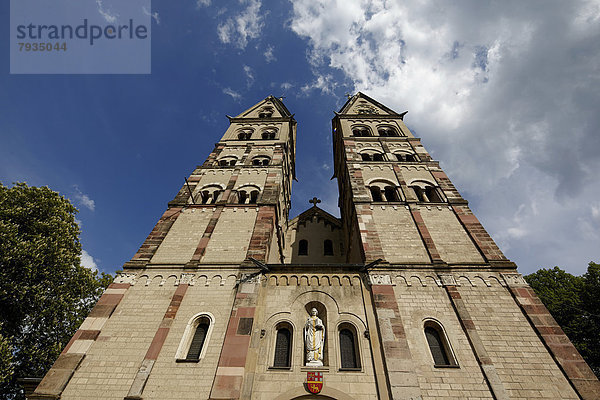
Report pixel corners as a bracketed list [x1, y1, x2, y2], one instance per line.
[309, 197, 321, 207]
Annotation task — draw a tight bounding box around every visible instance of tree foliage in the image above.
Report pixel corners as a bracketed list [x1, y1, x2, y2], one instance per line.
[525, 262, 600, 378]
[0, 183, 113, 398]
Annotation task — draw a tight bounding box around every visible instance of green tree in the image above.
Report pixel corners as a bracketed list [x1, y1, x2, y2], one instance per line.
[0, 183, 113, 399]
[525, 263, 600, 378]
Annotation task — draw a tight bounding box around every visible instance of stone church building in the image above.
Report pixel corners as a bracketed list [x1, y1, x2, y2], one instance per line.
[32, 94, 599, 399]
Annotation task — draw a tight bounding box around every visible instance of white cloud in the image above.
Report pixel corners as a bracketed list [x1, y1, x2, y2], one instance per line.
[281, 82, 293, 90]
[223, 87, 242, 100]
[217, 0, 264, 49]
[264, 45, 276, 62]
[81, 250, 98, 272]
[243, 65, 255, 87]
[289, 0, 600, 274]
[96, 0, 117, 23]
[143, 6, 160, 25]
[73, 185, 96, 211]
[196, 0, 211, 7]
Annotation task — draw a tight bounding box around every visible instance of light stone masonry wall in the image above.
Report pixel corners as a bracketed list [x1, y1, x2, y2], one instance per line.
[419, 207, 484, 264]
[143, 270, 239, 399]
[195, 169, 233, 190]
[234, 169, 268, 189]
[370, 207, 430, 263]
[61, 281, 177, 400]
[361, 165, 398, 186]
[393, 283, 493, 399]
[202, 207, 258, 263]
[401, 167, 437, 185]
[150, 209, 213, 264]
[459, 285, 579, 399]
[251, 274, 378, 400]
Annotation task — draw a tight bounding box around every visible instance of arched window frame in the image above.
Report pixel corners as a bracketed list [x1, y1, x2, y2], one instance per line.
[237, 128, 254, 140]
[393, 151, 418, 162]
[337, 322, 361, 371]
[423, 319, 458, 368]
[251, 155, 271, 166]
[258, 107, 274, 118]
[175, 312, 215, 362]
[195, 185, 223, 205]
[377, 125, 400, 137]
[409, 181, 445, 203]
[236, 185, 261, 204]
[298, 239, 308, 256]
[270, 320, 294, 369]
[261, 128, 278, 140]
[351, 125, 372, 137]
[358, 149, 385, 162]
[367, 180, 403, 203]
[216, 156, 238, 166]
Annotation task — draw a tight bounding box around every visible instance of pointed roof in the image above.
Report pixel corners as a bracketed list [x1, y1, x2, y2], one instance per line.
[231, 95, 293, 120]
[289, 203, 341, 229]
[337, 92, 405, 118]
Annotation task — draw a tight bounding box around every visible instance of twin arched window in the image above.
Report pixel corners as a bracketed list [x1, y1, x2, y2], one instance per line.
[176, 314, 214, 362]
[196, 185, 222, 204]
[297, 239, 334, 256]
[359, 151, 384, 161]
[217, 156, 238, 166]
[237, 129, 253, 140]
[252, 155, 271, 166]
[259, 107, 274, 118]
[377, 127, 399, 137]
[237, 186, 260, 204]
[395, 152, 417, 162]
[410, 182, 443, 203]
[261, 129, 277, 140]
[352, 127, 371, 137]
[368, 181, 401, 202]
[424, 320, 457, 367]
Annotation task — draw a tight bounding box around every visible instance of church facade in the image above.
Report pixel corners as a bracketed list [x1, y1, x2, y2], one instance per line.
[32, 94, 599, 400]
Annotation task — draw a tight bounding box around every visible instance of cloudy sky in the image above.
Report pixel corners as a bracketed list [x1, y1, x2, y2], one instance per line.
[1, 0, 599, 275]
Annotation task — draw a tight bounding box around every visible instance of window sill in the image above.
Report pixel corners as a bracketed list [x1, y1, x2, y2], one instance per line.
[176, 358, 200, 363]
[268, 366, 292, 371]
[433, 364, 459, 368]
[338, 368, 362, 372]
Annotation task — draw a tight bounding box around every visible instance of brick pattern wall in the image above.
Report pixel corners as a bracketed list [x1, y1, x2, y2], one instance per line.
[129, 207, 183, 264]
[453, 205, 507, 262]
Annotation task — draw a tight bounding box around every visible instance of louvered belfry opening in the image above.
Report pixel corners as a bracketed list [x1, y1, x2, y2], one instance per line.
[339, 328, 358, 369]
[425, 326, 450, 366]
[273, 327, 292, 368]
[186, 319, 210, 361]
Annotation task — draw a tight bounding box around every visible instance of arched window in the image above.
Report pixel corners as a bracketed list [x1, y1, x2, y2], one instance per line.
[261, 129, 277, 140]
[217, 156, 237, 166]
[410, 182, 443, 203]
[360, 153, 371, 161]
[237, 185, 261, 204]
[273, 323, 292, 368]
[395, 152, 417, 162]
[324, 240, 333, 256]
[339, 323, 360, 370]
[176, 313, 214, 362]
[252, 156, 271, 166]
[196, 185, 222, 205]
[237, 129, 253, 140]
[369, 186, 383, 202]
[352, 127, 371, 137]
[298, 239, 308, 255]
[368, 181, 401, 202]
[360, 150, 385, 161]
[378, 127, 399, 137]
[424, 320, 457, 367]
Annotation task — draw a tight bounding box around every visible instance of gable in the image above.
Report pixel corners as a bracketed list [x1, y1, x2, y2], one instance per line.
[234, 96, 291, 119]
[338, 92, 399, 116]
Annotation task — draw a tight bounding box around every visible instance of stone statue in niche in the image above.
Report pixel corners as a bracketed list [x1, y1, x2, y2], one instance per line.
[304, 308, 325, 366]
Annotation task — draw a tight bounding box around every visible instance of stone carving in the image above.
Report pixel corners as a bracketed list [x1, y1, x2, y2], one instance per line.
[368, 274, 392, 285]
[501, 273, 527, 287]
[304, 308, 325, 367]
[438, 274, 457, 286]
[179, 273, 195, 286]
[114, 273, 137, 285]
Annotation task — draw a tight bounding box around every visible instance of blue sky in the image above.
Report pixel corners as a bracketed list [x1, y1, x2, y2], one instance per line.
[2, 0, 599, 276]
